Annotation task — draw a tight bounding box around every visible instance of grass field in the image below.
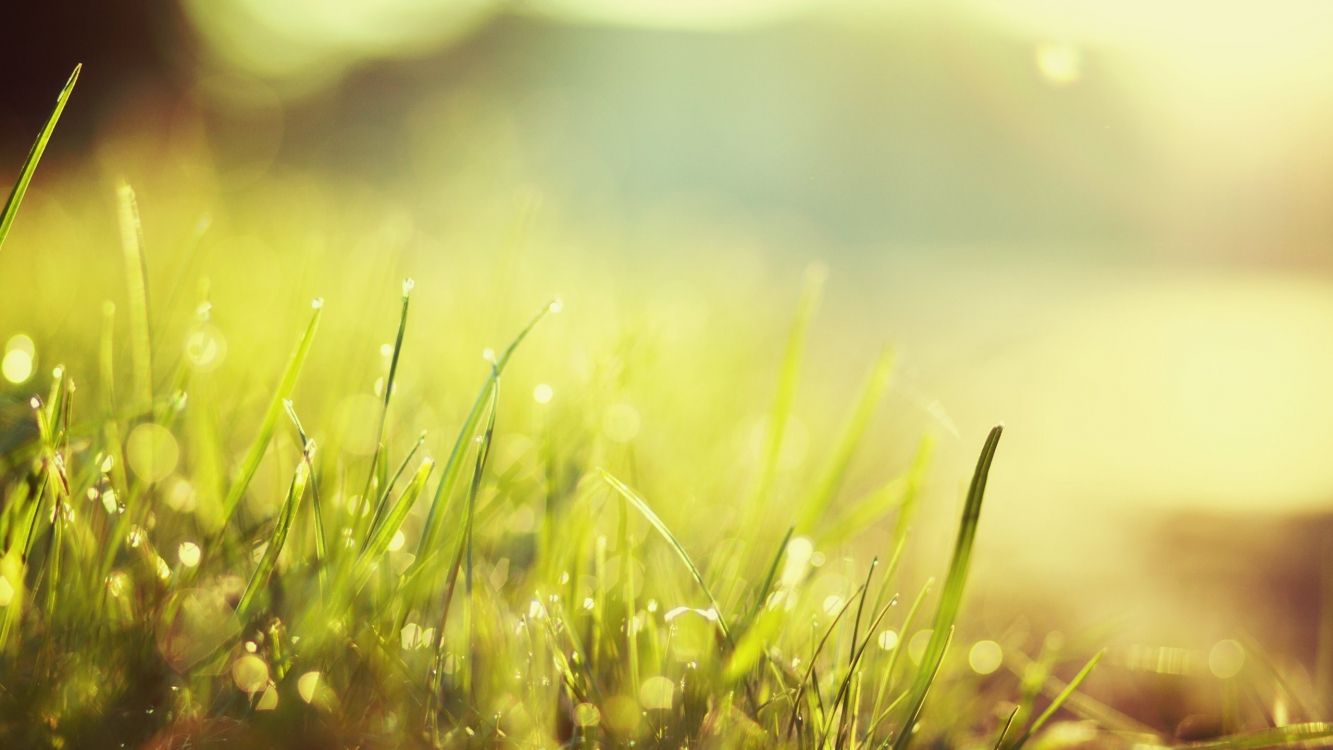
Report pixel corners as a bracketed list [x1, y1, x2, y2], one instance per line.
[2, 67, 1333, 750]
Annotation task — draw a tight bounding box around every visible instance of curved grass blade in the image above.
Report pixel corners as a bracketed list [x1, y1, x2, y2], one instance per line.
[412, 299, 559, 576]
[992, 706, 1020, 750]
[354, 457, 434, 592]
[599, 468, 731, 642]
[745, 265, 824, 526]
[0, 64, 79, 253]
[891, 424, 1002, 750]
[116, 183, 153, 410]
[362, 279, 414, 536]
[284, 400, 327, 592]
[236, 461, 311, 621]
[1175, 722, 1333, 750]
[220, 299, 323, 524]
[797, 346, 894, 533]
[1005, 649, 1105, 750]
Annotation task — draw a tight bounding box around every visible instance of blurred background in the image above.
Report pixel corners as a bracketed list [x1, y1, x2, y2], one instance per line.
[5, 0, 1333, 721]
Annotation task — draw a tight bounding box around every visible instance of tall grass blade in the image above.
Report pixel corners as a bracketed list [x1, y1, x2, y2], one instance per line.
[236, 462, 311, 621]
[412, 300, 559, 576]
[1175, 723, 1333, 750]
[362, 279, 414, 533]
[116, 183, 153, 410]
[1005, 649, 1105, 750]
[891, 425, 1002, 750]
[0, 64, 79, 253]
[219, 300, 323, 523]
[797, 346, 894, 533]
[600, 468, 731, 642]
[746, 265, 824, 522]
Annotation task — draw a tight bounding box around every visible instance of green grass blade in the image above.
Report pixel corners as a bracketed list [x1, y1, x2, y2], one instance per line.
[746, 265, 824, 521]
[891, 425, 1002, 750]
[1006, 649, 1105, 750]
[355, 457, 434, 592]
[362, 279, 414, 533]
[1174, 723, 1333, 750]
[992, 705, 1020, 750]
[0, 64, 79, 253]
[116, 183, 153, 410]
[412, 299, 559, 574]
[236, 461, 311, 621]
[219, 300, 323, 523]
[283, 399, 329, 596]
[797, 346, 894, 533]
[600, 468, 731, 642]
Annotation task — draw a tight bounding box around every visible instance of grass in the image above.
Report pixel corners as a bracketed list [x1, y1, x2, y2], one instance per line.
[1, 67, 1332, 749]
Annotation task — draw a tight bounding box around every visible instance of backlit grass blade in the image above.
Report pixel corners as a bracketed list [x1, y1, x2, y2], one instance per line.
[891, 425, 1003, 750]
[797, 346, 894, 533]
[284, 399, 327, 591]
[746, 264, 824, 523]
[1005, 648, 1105, 750]
[1175, 723, 1333, 750]
[116, 183, 154, 410]
[362, 279, 414, 534]
[219, 299, 323, 523]
[992, 706, 1020, 750]
[412, 299, 559, 575]
[236, 461, 310, 621]
[0, 64, 79, 253]
[354, 457, 434, 592]
[600, 468, 731, 642]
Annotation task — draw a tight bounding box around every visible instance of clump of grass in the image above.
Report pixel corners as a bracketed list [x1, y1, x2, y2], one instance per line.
[2, 66, 1331, 750]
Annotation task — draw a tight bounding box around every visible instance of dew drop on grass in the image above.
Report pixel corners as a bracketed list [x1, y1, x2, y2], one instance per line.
[184, 325, 226, 371]
[402, 277, 415, 296]
[548, 298, 563, 315]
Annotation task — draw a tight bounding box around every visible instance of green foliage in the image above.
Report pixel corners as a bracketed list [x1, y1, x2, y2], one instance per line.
[0, 70, 1325, 750]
